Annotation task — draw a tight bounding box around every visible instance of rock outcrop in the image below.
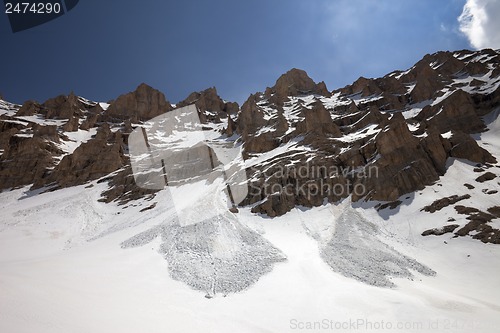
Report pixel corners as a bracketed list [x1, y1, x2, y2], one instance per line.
[416, 89, 486, 133]
[16, 100, 43, 117]
[270, 68, 329, 98]
[0, 135, 61, 190]
[448, 131, 496, 164]
[43, 92, 88, 119]
[34, 125, 125, 189]
[177, 87, 239, 123]
[105, 83, 173, 122]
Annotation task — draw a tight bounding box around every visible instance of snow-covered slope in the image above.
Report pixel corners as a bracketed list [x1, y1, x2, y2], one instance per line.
[1, 172, 500, 332]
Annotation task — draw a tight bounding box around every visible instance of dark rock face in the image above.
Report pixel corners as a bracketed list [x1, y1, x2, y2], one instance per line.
[350, 114, 438, 202]
[16, 100, 43, 117]
[236, 71, 338, 159]
[416, 90, 486, 133]
[178, 87, 226, 113]
[177, 87, 240, 124]
[296, 101, 341, 137]
[0, 135, 61, 190]
[62, 116, 80, 132]
[269, 68, 330, 99]
[80, 113, 98, 131]
[35, 125, 126, 189]
[105, 83, 173, 122]
[237, 94, 268, 139]
[340, 76, 383, 98]
[43, 92, 89, 119]
[225, 114, 237, 136]
[33, 124, 59, 141]
[420, 128, 450, 175]
[448, 132, 496, 164]
[408, 64, 445, 104]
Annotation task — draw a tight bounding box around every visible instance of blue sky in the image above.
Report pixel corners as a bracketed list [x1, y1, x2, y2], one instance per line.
[0, 0, 490, 105]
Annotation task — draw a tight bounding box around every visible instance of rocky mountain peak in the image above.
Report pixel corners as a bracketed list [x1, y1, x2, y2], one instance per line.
[267, 68, 330, 99]
[105, 83, 173, 122]
[177, 86, 239, 123]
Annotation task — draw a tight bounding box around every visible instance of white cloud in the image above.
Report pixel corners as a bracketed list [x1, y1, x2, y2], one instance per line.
[458, 0, 500, 49]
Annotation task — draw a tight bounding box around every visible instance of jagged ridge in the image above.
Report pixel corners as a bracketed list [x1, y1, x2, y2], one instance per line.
[0, 48, 499, 242]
